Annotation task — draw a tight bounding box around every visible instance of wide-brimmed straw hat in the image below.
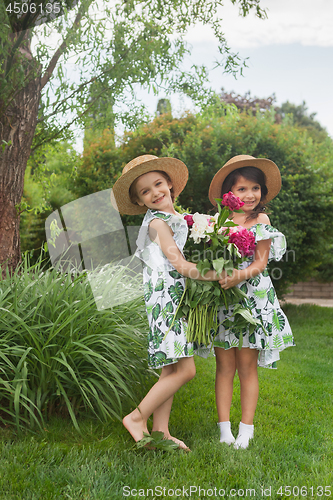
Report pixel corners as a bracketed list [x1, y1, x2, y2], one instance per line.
[111, 154, 188, 215]
[209, 155, 281, 206]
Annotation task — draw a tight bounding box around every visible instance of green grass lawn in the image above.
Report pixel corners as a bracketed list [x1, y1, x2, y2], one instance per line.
[0, 304, 332, 500]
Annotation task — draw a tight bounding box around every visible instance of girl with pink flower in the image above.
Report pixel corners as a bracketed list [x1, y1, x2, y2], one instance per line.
[208, 155, 294, 450]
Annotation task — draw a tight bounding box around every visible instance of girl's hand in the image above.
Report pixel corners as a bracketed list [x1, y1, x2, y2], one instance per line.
[219, 269, 243, 289]
[219, 239, 272, 289]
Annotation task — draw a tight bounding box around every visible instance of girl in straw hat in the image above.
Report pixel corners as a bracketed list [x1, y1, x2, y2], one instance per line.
[112, 154, 224, 450]
[208, 155, 294, 449]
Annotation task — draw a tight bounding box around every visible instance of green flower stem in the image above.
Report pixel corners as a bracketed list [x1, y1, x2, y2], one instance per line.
[186, 303, 219, 346]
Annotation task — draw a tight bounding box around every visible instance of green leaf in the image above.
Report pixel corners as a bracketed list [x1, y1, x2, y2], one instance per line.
[224, 260, 234, 276]
[169, 270, 182, 279]
[223, 220, 238, 227]
[151, 212, 171, 220]
[152, 326, 164, 348]
[144, 281, 153, 302]
[174, 341, 184, 357]
[272, 334, 284, 349]
[253, 289, 267, 299]
[169, 317, 182, 335]
[212, 257, 225, 275]
[168, 282, 184, 305]
[283, 334, 294, 345]
[137, 431, 179, 451]
[152, 351, 168, 367]
[152, 304, 161, 321]
[267, 287, 276, 305]
[165, 301, 173, 313]
[248, 275, 261, 287]
[154, 278, 164, 292]
[272, 310, 286, 331]
[196, 259, 211, 276]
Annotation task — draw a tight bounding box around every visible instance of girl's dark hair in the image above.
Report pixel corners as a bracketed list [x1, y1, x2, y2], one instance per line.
[221, 166, 269, 221]
[129, 170, 174, 205]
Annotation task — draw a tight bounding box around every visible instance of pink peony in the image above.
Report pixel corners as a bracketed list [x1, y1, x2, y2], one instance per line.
[184, 214, 194, 227]
[228, 227, 256, 257]
[221, 192, 244, 211]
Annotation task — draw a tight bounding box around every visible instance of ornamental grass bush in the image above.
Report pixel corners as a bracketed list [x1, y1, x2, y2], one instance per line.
[0, 253, 150, 431]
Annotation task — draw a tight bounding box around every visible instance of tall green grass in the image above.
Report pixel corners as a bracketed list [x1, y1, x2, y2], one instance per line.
[0, 254, 151, 431]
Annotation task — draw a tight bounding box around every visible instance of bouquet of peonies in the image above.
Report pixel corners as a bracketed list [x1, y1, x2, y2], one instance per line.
[172, 192, 262, 347]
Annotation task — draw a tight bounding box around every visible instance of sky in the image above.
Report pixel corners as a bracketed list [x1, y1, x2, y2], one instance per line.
[137, 0, 333, 138]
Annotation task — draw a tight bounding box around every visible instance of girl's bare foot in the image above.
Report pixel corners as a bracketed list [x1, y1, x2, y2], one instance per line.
[168, 435, 191, 452]
[123, 411, 149, 443]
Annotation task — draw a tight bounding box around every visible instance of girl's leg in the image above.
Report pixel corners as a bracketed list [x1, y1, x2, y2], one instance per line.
[233, 348, 259, 449]
[235, 348, 259, 425]
[215, 347, 237, 444]
[152, 365, 190, 450]
[152, 364, 174, 433]
[215, 347, 236, 422]
[123, 356, 196, 443]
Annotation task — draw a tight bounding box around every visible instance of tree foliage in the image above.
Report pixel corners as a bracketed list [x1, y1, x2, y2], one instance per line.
[274, 100, 328, 143]
[220, 88, 276, 115]
[20, 141, 80, 257]
[220, 90, 329, 143]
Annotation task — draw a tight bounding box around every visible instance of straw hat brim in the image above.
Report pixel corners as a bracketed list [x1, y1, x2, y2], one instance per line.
[209, 157, 281, 206]
[111, 157, 188, 215]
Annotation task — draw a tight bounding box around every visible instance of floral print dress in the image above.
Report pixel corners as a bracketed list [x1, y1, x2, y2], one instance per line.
[135, 209, 194, 369]
[209, 224, 294, 368]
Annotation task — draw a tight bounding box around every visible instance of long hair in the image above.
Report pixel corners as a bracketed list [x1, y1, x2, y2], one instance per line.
[221, 166, 269, 221]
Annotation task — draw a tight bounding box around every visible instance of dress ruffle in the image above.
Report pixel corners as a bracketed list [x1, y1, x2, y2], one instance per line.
[252, 223, 287, 262]
[135, 210, 187, 272]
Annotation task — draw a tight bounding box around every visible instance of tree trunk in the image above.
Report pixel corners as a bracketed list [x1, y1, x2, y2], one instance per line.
[0, 70, 41, 277]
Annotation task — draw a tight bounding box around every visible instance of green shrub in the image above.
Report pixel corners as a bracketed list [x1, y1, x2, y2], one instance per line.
[0, 252, 150, 431]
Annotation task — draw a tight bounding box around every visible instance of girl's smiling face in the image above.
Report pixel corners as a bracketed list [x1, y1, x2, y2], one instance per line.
[135, 171, 174, 212]
[231, 175, 261, 212]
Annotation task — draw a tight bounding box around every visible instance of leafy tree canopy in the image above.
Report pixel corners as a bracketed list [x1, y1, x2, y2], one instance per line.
[275, 100, 328, 143]
[220, 90, 329, 143]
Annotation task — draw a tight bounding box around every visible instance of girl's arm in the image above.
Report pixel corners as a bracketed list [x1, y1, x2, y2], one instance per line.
[219, 238, 271, 289]
[149, 218, 220, 281]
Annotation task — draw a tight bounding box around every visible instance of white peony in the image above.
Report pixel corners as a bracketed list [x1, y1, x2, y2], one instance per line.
[190, 212, 214, 243]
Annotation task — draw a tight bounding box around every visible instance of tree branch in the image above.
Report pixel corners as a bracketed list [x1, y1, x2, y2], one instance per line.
[31, 84, 116, 150]
[38, 33, 146, 122]
[40, 6, 88, 89]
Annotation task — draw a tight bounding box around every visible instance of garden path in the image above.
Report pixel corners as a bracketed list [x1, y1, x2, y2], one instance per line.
[280, 297, 333, 307]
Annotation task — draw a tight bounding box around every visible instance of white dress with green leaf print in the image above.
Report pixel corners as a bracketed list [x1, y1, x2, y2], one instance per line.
[213, 224, 295, 369]
[135, 209, 194, 369]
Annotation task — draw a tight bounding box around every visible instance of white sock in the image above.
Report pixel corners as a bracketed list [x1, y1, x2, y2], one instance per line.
[217, 421, 235, 445]
[234, 422, 254, 449]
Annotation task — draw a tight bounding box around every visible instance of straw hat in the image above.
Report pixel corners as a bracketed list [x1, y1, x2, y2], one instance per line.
[209, 155, 281, 206]
[111, 154, 188, 215]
